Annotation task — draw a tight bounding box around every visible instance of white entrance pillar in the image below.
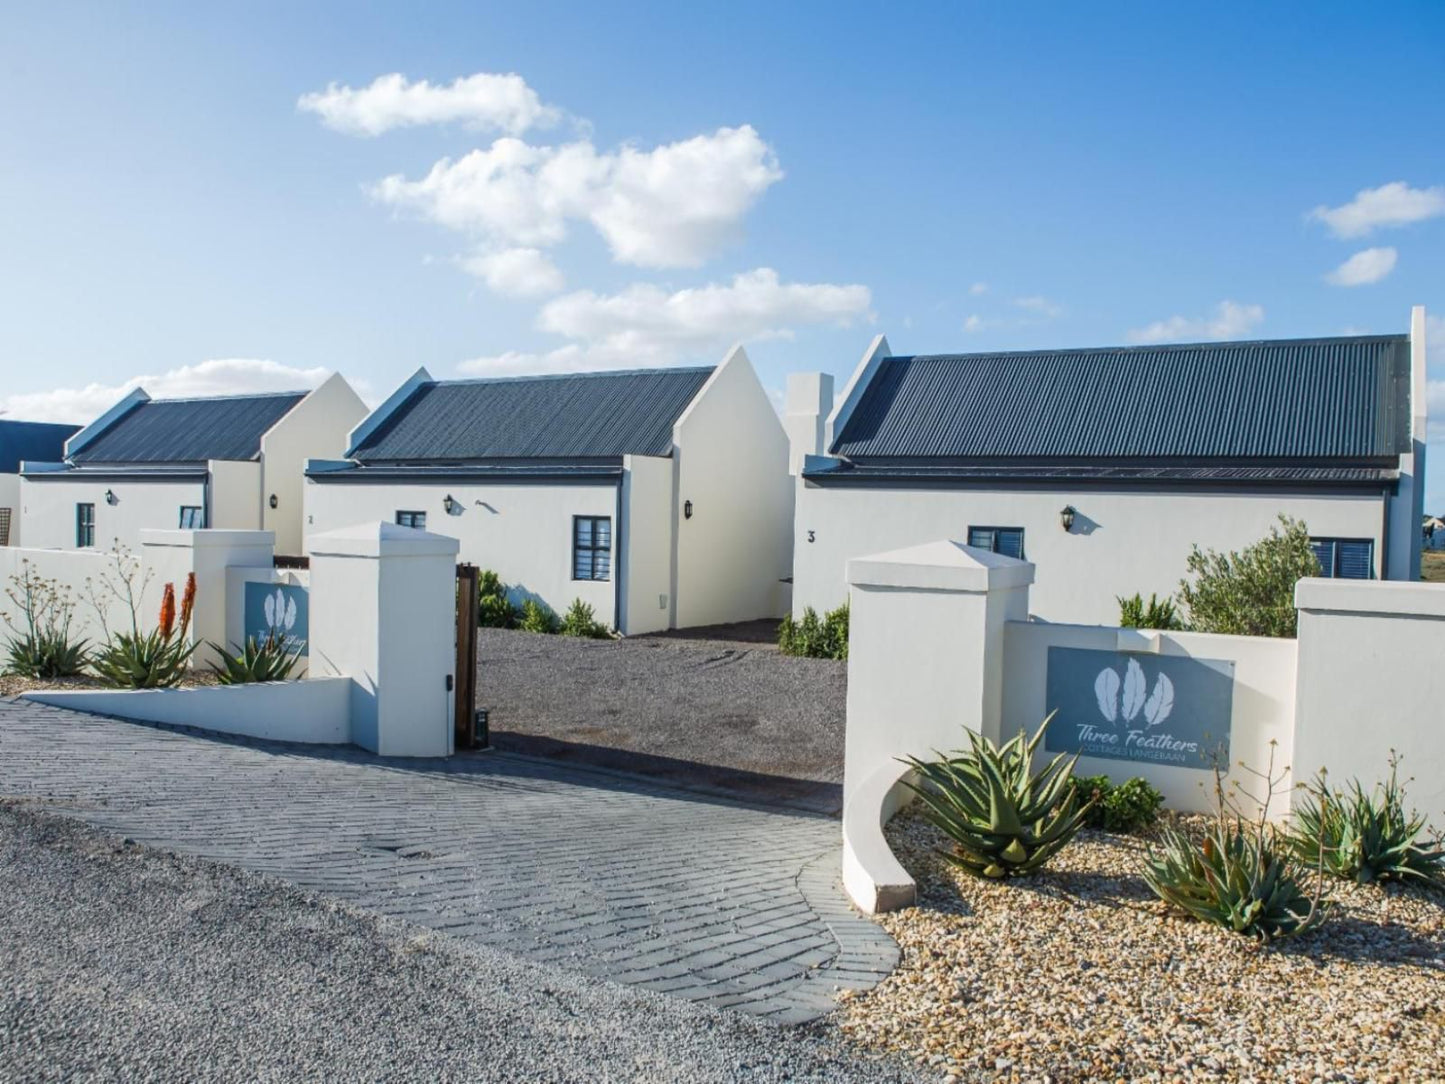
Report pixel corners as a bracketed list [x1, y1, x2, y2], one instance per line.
[842, 539, 1034, 913]
[140, 529, 276, 668]
[308, 522, 459, 758]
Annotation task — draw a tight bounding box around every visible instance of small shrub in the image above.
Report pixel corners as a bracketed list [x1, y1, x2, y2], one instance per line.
[209, 633, 305, 684]
[1117, 593, 1184, 631]
[1288, 760, 1445, 887]
[477, 570, 517, 629]
[778, 603, 849, 659]
[92, 575, 200, 689]
[1074, 774, 1165, 834]
[559, 598, 611, 639]
[1142, 746, 1327, 941]
[1, 562, 89, 679]
[1177, 515, 1320, 638]
[901, 715, 1094, 879]
[519, 599, 559, 634]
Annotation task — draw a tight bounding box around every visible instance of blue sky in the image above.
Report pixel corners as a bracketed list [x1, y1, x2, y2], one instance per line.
[2, 2, 1443, 498]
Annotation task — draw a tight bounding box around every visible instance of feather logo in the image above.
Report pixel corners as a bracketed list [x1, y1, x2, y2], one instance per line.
[1143, 673, 1174, 727]
[1121, 658, 1147, 721]
[1094, 669, 1119, 722]
[263, 593, 276, 630]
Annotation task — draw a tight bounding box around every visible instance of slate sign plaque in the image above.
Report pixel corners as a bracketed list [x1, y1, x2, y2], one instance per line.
[1043, 646, 1233, 770]
[242, 582, 309, 656]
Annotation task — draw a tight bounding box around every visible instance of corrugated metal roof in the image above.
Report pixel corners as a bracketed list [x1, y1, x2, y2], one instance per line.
[830, 336, 1411, 462]
[0, 420, 79, 473]
[351, 368, 714, 462]
[802, 460, 1396, 487]
[70, 393, 307, 464]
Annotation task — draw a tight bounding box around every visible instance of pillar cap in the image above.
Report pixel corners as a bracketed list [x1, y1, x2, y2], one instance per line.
[309, 521, 460, 560]
[847, 539, 1035, 593]
[140, 529, 275, 550]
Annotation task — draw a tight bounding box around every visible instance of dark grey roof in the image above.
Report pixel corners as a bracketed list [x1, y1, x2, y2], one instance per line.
[801, 460, 1396, 488]
[831, 336, 1411, 463]
[70, 392, 307, 464]
[351, 368, 713, 463]
[0, 419, 79, 473]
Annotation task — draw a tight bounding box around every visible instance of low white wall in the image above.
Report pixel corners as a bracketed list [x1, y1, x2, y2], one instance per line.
[0, 545, 136, 648]
[795, 483, 1386, 625]
[306, 477, 617, 628]
[21, 475, 206, 552]
[1295, 578, 1445, 827]
[1003, 623, 1298, 815]
[21, 678, 351, 744]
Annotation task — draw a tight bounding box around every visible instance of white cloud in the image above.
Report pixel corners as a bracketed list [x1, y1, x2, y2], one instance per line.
[0, 359, 339, 425]
[458, 267, 871, 377]
[1013, 295, 1063, 319]
[372, 125, 781, 270]
[458, 247, 565, 298]
[969, 282, 989, 296]
[1126, 300, 1265, 344]
[1325, 246, 1397, 287]
[298, 72, 560, 137]
[963, 314, 986, 333]
[1309, 181, 1445, 239]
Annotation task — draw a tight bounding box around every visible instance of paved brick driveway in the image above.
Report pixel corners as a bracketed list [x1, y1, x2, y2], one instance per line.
[0, 700, 895, 1024]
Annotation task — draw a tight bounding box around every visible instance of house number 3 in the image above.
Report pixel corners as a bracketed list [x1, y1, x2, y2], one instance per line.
[807, 530, 815, 543]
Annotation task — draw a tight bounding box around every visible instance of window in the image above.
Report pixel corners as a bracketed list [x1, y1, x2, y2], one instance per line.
[968, 525, 1025, 559]
[396, 510, 426, 530]
[76, 503, 95, 548]
[573, 516, 612, 581]
[178, 506, 205, 529]
[1310, 537, 1374, 580]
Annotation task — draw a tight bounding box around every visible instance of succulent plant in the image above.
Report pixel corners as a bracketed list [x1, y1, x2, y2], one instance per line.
[210, 632, 305, 684]
[1288, 763, 1444, 887]
[901, 715, 1094, 879]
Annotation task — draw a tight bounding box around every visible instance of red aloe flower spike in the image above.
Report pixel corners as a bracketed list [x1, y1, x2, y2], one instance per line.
[179, 572, 196, 637]
[159, 582, 177, 640]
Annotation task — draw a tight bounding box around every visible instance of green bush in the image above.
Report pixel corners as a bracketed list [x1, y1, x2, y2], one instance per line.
[901, 715, 1094, 879]
[1, 562, 89, 679]
[1288, 762, 1445, 887]
[559, 598, 611, 639]
[1177, 515, 1320, 638]
[1117, 593, 1184, 631]
[477, 570, 517, 629]
[778, 603, 849, 659]
[519, 599, 559, 634]
[209, 633, 305, 684]
[1074, 774, 1165, 833]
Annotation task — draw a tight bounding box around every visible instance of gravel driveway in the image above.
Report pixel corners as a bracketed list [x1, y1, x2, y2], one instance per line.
[0, 805, 922, 1084]
[477, 626, 847, 812]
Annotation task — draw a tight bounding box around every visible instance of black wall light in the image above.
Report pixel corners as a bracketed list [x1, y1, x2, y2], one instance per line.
[104, 489, 117, 505]
[268, 494, 278, 510]
[443, 493, 458, 514]
[684, 500, 694, 519]
[1060, 505, 1077, 531]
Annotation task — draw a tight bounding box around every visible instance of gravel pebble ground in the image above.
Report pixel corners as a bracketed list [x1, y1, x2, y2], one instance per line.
[0, 672, 219, 698]
[0, 803, 923, 1084]
[477, 627, 847, 809]
[838, 810, 1445, 1083]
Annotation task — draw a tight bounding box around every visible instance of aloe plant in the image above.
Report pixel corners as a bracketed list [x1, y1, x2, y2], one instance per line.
[209, 633, 305, 684]
[901, 715, 1094, 879]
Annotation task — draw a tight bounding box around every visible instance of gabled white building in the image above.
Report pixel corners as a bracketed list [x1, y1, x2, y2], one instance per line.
[791, 308, 1429, 625]
[21, 373, 367, 555]
[304, 346, 793, 635]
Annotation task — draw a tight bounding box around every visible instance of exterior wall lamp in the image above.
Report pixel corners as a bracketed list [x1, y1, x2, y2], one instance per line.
[104, 489, 118, 506]
[684, 500, 694, 519]
[443, 494, 458, 515]
[1060, 505, 1077, 532]
[269, 494, 278, 510]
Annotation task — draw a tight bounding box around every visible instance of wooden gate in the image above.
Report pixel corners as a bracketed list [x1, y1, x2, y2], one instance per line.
[454, 563, 482, 749]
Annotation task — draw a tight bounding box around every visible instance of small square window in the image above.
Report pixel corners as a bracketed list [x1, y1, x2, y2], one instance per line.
[968, 525, 1025, 559]
[76, 503, 95, 548]
[179, 506, 205, 529]
[396, 510, 427, 530]
[573, 516, 612, 581]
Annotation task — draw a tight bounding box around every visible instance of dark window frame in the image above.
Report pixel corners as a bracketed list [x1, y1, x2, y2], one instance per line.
[76, 503, 96, 548]
[572, 515, 613, 582]
[395, 510, 427, 530]
[1309, 536, 1375, 580]
[967, 525, 1025, 559]
[178, 505, 205, 529]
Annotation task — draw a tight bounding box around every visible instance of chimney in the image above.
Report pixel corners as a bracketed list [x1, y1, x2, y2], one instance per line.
[785, 372, 834, 475]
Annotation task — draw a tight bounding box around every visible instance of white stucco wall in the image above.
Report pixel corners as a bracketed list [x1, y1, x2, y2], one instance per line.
[795, 484, 1387, 625]
[305, 478, 619, 627]
[207, 460, 262, 530]
[0, 474, 19, 545]
[0, 545, 135, 647]
[672, 346, 794, 628]
[260, 374, 369, 556]
[621, 454, 675, 635]
[20, 475, 206, 552]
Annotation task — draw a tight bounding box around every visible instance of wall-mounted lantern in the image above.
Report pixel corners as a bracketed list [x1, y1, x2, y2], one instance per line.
[443, 493, 458, 515]
[269, 494, 279, 510]
[104, 489, 118, 506]
[1060, 504, 1077, 532]
[684, 499, 694, 519]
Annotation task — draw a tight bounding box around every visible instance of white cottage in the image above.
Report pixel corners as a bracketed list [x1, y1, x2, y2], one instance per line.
[0, 420, 79, 546]
[20, 373, 367, 556]
[304, 346, 793, 636]
[791, 308, 1429, 625]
